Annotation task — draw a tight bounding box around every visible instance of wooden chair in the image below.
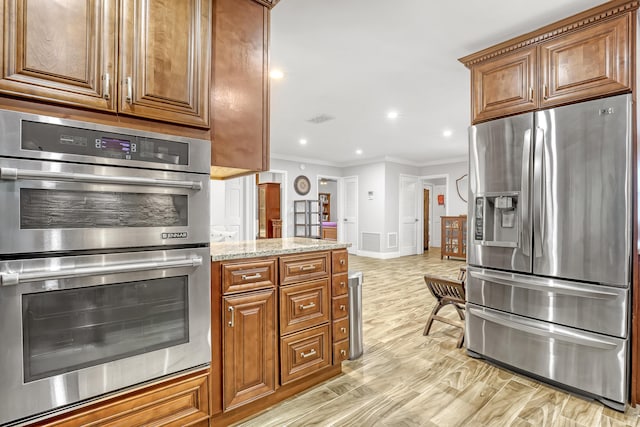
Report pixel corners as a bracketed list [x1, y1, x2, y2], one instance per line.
[423, 269, 466, 348]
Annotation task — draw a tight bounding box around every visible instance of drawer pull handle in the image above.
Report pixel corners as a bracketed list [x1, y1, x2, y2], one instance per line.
[340, 281, 346, 288]
[301, 349, 316, 358]
[299, 302, 316, 310]
[340, 304, 346, 311]
[340, 259, 345, 265]
[241, 273, 262, 280]
[340, 349, 347, 357]
[228, 306, 235, 327]
[340, 327, 347, 333]
[299, 265, 316, 271]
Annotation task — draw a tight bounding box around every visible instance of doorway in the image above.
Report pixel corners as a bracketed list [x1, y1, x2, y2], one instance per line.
[257, 170, 288, 237]
[421, 176, 447, 251]
[317, 176, 339, 241]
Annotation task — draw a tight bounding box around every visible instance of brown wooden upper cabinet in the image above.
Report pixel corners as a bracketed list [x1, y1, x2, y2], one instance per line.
[0, 0, 211, 128]
[471, 47, 537, 123]
[210, 0, 270, 179]
[461, 3, 634, 124]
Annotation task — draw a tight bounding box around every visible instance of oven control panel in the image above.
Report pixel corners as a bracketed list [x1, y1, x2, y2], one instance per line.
[21, 121, 188, 166]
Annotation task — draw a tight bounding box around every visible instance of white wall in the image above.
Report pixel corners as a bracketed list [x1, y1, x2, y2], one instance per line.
[421, 161, 469, 216]
[269, 158, 343, 236]
[342, 162, 386, 251]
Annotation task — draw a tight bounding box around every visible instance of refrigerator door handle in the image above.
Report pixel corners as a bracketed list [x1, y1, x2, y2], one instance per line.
[470, 270, 621, 299]
[468, 307, 618, 350]
[521, 129, 531, 256]
[533, 126, 544, 257]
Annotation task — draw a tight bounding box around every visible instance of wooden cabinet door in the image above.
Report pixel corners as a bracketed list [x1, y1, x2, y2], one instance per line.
[539, 14, 631, 108]
[119, 0, 210, 127]
[210, 0, 270, 178]
[0, 0, 116, 111]
[223, 289, 276, 411]
[471, 46, 537, 123]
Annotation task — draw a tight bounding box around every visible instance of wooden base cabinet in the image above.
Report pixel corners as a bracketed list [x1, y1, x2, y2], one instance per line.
[211, 248, 349, 426]
[222, 289, 277, 411]
[34, 369, 210, 427]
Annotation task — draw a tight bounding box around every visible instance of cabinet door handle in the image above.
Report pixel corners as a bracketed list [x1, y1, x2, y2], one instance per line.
[340, 349, 347, 357]
[103, 73, 110, 100]
[340, 327, 347, 333]
[529, 86, 533, 102]
[241, 273, 262, 280]
[228, 306, 235, 327]
[299, 302, 316, 310]
[543, 84, 548, 100]
[340, 259, 345, 265]
[339, 304, 346, 311]
[299, 264, 316, 271]
[301, 349, 316, 358]
[126, 76, 133, 103]
[340, 281, 346, 288]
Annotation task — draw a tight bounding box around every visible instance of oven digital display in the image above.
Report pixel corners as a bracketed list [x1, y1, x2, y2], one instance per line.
[101, 137, 131, 153]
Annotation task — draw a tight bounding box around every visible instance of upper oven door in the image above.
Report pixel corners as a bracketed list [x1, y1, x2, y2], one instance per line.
[0, 247, 210, 426]
[0, 157, 209, 255]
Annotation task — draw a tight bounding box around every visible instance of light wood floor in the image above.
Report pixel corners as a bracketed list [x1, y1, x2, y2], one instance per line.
[235, 249, 640, 427]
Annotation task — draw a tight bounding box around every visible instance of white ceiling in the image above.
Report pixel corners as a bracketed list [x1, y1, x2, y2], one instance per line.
[269, 0, 604, 167]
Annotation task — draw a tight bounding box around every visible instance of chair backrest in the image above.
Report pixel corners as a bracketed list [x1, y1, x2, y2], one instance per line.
[423, 274, 466, 304]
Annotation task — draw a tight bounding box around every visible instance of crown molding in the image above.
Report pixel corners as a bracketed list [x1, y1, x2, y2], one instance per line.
[269, 152, 343, 167]
[421, 156, 468, 167]
[251, 0, 280, 9]
[270, 153, 468, 169]
[458, 0, 639, 68]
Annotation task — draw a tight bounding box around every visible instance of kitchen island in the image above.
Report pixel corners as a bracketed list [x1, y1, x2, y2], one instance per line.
[210, 238, 351, 426]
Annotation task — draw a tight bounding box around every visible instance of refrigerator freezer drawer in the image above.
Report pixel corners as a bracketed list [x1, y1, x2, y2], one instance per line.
[466, 304, 628, 405]
[467, 267, 628, 338]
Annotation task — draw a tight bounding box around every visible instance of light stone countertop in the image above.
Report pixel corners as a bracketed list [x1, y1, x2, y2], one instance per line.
[210, 237, 350, 261]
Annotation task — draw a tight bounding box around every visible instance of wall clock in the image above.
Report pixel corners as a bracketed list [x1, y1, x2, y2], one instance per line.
[294, 175, 311, 195]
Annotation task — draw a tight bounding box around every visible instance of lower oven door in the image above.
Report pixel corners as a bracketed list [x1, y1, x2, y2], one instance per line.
[0, 157, 209, 255]
[0, 247, 210, 425]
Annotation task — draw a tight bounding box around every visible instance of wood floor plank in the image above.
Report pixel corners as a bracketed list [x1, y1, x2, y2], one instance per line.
[234, 250, 640, 426]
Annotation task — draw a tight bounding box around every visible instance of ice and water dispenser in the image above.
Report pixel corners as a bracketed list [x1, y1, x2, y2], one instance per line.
[474, 193, 520, 247]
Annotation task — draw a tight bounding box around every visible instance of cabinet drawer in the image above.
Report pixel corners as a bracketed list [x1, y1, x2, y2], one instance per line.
[333, 339, 350, 364]
[332, 273, 348, 296]
[332, 249, 348, 273]
[280, 325, 331, 385]
[280, 252, 329, 285]
[332, 295, 349, 320]
[280, 279, 330, 335]
[222, 259, 276, 294]
[332, 317, 349, 342]
[39, 369, 210, 426]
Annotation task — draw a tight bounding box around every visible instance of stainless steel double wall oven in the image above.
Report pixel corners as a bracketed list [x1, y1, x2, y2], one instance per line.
[0, 110, 211, 425]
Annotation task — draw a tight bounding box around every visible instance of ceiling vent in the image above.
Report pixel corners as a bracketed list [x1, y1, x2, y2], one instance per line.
[306, 114, 335, 124]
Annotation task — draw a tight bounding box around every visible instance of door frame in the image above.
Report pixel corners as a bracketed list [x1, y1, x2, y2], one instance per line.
[418, 174, 449, 254]
[316, 174, 342, 239]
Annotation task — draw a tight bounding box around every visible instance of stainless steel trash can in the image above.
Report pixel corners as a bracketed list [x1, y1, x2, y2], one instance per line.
[348, 271, 363, 360]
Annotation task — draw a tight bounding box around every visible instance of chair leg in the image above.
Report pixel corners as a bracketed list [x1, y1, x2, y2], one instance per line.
[423, 301, 444, 336]
[456, 328, 465, 348]
[454, 305, 465, 320]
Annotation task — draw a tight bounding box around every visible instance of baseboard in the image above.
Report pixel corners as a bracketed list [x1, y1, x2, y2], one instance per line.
[356, 250, 401, 259]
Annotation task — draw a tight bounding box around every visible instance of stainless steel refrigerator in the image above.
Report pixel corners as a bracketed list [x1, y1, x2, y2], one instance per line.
[466, 94, 632, 411]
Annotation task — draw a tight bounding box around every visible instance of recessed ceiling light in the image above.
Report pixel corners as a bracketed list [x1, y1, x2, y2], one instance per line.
[387, 111, 399, 120]
[356, 149, 363, 155]
[269, 69, 284, 79]
[443, 129, 453, 137]
[299, 139, 307, 145]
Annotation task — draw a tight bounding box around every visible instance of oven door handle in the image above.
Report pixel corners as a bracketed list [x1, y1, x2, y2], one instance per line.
[0, 256, 203, 286]
[0, 167, 202, 190]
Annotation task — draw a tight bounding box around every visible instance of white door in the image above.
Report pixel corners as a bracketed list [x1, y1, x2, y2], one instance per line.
[342, 176, 358, 254]
[399, 175, 420, 256]
[224, 178, 243, 241]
